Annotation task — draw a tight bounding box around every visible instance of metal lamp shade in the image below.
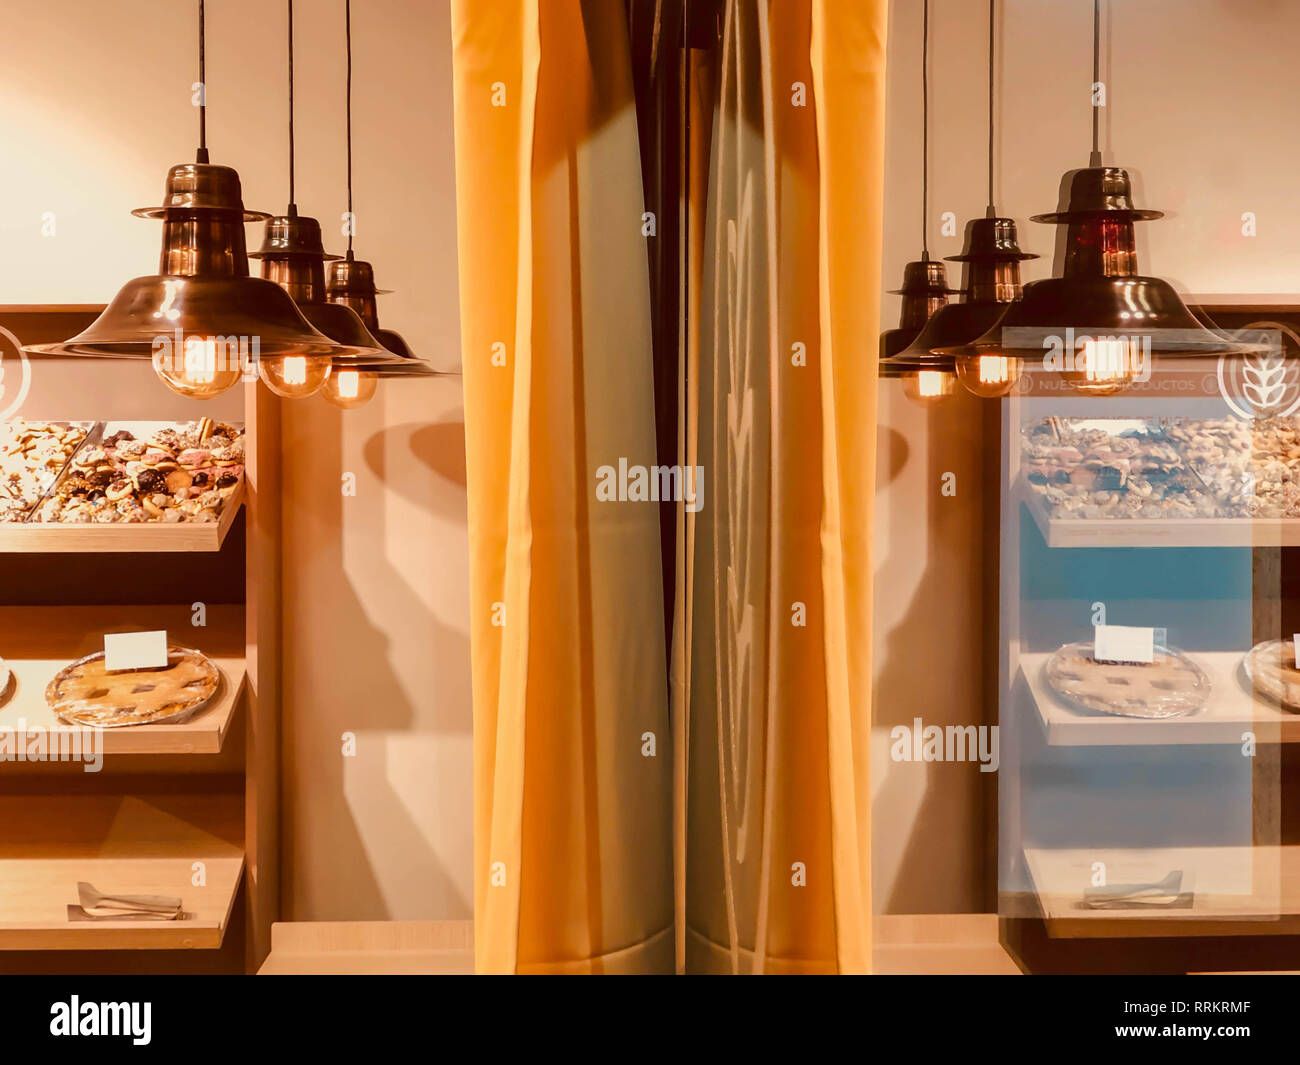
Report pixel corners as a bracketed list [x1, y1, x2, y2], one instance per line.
[879, 258, 956, 363]
[940, 168, 1266, 361]
[252, 211, 398, 365]
[324, 257, 446, 375]
[26, 164, 347, 360]
[883, 216, 1036, 377]
[373, 327, 414, 359]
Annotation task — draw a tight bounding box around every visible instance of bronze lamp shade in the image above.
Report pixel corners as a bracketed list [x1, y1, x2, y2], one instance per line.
[26, 163, 346, 361]
[940, 167, 1266, 363]
[878, 258, 956, 369]
[249, 211, 400, 366]
[325, 255, 445, 376]
[884, 216, 1036, 377]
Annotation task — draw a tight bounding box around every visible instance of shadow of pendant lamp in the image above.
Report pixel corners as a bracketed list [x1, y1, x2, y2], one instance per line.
[886, 0, 1038, 404]
[26, 0, 347, 400]
[937, 0, 1264, 397]
[879, 0, 955, 366]
[248, 0, 401, 404]
[322, 0, 444, 384]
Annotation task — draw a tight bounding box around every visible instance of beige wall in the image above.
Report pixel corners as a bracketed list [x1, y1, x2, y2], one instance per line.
[0, 0, 470, 920]
[875, 0, 1295, 913]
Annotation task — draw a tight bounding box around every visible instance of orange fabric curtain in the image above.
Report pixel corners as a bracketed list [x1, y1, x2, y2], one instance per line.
[451, 0, 674, 974]
[452, 0, 885, 974]
[678, 0, 885, 974]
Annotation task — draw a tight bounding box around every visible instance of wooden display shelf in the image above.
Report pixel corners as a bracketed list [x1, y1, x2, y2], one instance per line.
[0, 604, 245, 756]
[0, 480, 244, 554]
[0, 791, 243, 950]
[1019, 651, 1300, 746]
[873, 915, 1022, 975]
[1020, 479, 1300, 549]
[1023, 844, 1300, 939]
[258, 920, 474, 975]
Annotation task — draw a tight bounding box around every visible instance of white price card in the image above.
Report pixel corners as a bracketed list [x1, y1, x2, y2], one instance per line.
[1093, 623, 1154, 664]
[104, 630, 168, 672]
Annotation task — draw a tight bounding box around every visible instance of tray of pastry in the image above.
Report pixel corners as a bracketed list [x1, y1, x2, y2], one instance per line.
[0, 419, 245, 553]
[1019, 415, 1300, 547]
[0, 419, 93, 524]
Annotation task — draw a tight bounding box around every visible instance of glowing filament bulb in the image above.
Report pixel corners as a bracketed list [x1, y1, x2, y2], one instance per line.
[283, 356, 308, 386]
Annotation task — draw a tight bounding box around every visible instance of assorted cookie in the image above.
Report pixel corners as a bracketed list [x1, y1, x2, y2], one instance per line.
[0, 420, 89, 522]
[1022, 418, 1219, 519]
[35, 419, 244, 524]
[45, 646, 220, 727]
[1023, 415, 1300, 520]
[1045, 641, 1210, 719]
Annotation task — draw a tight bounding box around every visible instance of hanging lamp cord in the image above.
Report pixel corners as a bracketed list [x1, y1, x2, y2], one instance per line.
[288, 0, 297, 214]
[197, 0, 208, 163]
[921, 0, 930, 260]
[345, 0, 355, 260]
[1090, 0, 1102, 166]
[986, 0, 996, 216]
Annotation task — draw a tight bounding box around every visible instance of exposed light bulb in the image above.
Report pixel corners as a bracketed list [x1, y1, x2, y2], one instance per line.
[153, 335, 242, 399]
[258, 353, 332, 399]
[901, 368, 955, 406]
[1062, 337, 1138, 396]
[957, 353, 1023, 398]
[322, 368, 378, 410]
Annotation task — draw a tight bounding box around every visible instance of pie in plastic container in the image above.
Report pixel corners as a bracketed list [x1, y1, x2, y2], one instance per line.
[1045, 641, 1209, 719]
[45, 646, 220, 727]
[1243, 640, 1300, 713]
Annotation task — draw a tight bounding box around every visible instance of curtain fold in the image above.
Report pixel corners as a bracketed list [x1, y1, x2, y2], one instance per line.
[452, 0, 884, 975]
[452, 0, 674, 975]
[679, 0, 885, 974]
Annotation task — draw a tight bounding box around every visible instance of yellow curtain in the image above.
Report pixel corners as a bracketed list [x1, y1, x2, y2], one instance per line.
[451, 0, 674, 974]
[452, 0, 884, 975]
[679, 0, 885, 975]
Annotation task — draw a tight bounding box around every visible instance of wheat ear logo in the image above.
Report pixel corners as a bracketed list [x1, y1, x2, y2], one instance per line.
[1218, 323, 1300, 419]
[0, 326, 32, 420]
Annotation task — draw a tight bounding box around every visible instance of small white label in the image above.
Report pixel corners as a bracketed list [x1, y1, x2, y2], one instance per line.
[1293, 633, 1299, 665]
[1093, 623, 1154, 664]
[104, 630, 168, 672]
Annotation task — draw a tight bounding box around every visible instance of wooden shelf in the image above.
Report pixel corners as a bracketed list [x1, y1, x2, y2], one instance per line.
[0, 791, 243, 950]
[0, 480, 244, 554]
[258, 920, 474, 975]
[0, 604, 245, 755]
[1023, 845, 1300, 938]
[873, 915, 1022, 975]
[1020, 479, 1300, 548]
[1019, 651, 1300, 746]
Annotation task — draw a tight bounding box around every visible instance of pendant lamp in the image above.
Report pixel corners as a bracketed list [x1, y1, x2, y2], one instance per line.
[938, 0, 1264, 396]
[26, 0, 349, 400]
[888, 0, 1037, 403]
[879, 0, 957, 372]
[322, 0, 444, 395]
[250, 0, 399, 403]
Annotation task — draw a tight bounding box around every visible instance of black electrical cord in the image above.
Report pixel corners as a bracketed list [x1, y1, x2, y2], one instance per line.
[288, 0, 297, 214]
[1090, 0, 1101, 166]
[921, 0, 929, 260]
[345, 0, 354, 259]
[986, 0, 995, 216]
[197, 0, 208, 163]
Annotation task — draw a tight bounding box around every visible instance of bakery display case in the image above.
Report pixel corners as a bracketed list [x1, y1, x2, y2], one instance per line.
[998, 302, 1300, 968]
[0, 309, 279, 973]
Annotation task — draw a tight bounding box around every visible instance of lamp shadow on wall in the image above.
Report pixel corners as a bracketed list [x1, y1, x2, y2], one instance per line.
[872, 389, 992, 914]
[283, 399, 472, 921]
